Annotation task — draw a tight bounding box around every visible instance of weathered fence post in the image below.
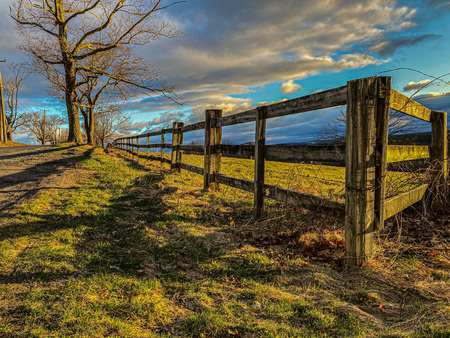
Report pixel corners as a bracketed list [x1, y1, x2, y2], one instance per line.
[204, 109, 223, 190]
[345, 77, 378, 266]
[136, 136, 140, 163]
[161, 132, 165, 165]
[146, 135, 150, 160]
[431, 110, 448, 209]
[374, 76, 391, 231]
[254, 106, 267, 219]
[171, 122, 184, 173]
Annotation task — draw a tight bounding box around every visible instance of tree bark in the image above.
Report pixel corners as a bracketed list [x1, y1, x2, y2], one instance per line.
[57, 4, 83, 144]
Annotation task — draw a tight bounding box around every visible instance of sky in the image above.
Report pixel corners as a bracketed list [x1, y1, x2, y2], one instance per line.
[1, 0, 450, 145]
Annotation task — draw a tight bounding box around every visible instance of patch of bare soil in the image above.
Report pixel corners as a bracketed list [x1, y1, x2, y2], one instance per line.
[0, 145, 88, 222]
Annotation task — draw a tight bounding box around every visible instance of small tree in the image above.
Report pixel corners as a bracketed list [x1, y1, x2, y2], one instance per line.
[4, 62, 29, 141]
[46, 115, 67, 145]
[20, 110, 48, 145]
[94, 104, 131, 148]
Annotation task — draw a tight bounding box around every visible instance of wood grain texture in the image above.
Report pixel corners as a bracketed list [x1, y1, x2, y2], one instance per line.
[181, 122, 205, 133]
[171, 122, 184, 173]
[179, 163, 204, 175]
[384, 184, 428, 219]
[264, 184, 345, 211]
[203, 109, 222, 190]
[390, 89, 431, 122]
[345, 76, 377, 266]
[374, 76, 391, 231]
[214, 174, 344, 211]
[215, 174, 254, 193]
[254, 106, 267, 218]
[431, 110, 448, 209]
[386, 145, 430, 163]
[216, 86, 347, 127]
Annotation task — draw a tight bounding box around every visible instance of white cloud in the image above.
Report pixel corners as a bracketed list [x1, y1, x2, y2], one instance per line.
[403, 79, 432, 92]
[280, 80, 303, 94]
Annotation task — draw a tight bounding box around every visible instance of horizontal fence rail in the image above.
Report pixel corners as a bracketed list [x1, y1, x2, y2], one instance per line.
[110, 75, 447, 267]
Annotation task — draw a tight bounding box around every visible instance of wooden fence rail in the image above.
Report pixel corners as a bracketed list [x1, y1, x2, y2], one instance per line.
[110, 75, 447, 266]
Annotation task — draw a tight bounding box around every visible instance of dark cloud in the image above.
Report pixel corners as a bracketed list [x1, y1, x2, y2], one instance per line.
[371, 34, 441, 56]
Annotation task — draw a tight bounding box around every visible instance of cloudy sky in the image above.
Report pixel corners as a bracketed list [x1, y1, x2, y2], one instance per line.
[1, 0, 450, 144]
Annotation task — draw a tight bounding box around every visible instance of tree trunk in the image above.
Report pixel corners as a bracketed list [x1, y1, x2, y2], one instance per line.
[7, 132, 12, 141]
[81, 108, 95, 145]
[58, 6, 83, 144]
[65, 65, 83, 143]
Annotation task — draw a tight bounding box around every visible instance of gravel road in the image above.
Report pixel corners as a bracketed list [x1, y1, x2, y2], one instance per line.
[0, 145, 81, 221]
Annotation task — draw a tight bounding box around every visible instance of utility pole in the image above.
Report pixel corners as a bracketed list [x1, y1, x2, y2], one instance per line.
[0, 59, 7, 143]
[43, 109, 46, 145]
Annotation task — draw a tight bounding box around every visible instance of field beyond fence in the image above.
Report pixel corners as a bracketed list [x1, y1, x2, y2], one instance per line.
[111, 75, 448, 266]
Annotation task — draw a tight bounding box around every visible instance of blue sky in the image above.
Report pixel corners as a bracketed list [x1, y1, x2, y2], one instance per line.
[1, 0, 449, 144]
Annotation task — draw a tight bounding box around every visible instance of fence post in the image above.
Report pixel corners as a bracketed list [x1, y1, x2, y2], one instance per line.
[374, 76, 391, 231]
[345, 77, 378, 266]
[136, 137, 140, 163]
[171, 122, 184, 173]
[146, 135, 150, 160]
[161, 132, 165, 165]
[203, 109, 223, 190]
[254, 106, 267, 219]
[431, 110, 448, 209]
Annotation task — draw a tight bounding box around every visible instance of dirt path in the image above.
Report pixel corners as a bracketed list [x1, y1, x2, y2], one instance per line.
[0, 145, 83, 222]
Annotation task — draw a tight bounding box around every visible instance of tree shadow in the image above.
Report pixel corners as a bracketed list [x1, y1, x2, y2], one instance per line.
[0, 147, 94, 217]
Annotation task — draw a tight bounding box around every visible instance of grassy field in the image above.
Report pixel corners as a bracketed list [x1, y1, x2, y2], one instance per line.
[0, 145, 448, 337]
[0, 140, 29, 147]
[144, 150, 423, 201]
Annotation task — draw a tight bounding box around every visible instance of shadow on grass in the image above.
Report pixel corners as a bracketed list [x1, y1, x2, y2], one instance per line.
[0, 146, 90, 217]
[0, 152, 445, 337]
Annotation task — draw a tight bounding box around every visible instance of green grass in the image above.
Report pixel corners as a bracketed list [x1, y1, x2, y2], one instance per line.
[0, 146, 448, 337]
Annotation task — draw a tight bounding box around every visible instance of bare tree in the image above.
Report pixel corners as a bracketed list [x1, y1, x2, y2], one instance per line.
[19, 110, 48, 145]
[78, 46, 167, 145]
[315, 110, 418, 144]
[94, 104, 131, 148]
[11, 0, 182, 143]
[3, 62, 29, 141]
[46, 114, 67, 145]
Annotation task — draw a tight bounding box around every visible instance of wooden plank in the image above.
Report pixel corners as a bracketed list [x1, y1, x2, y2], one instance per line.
[218, 144, 346, 164]
[138, 143, 171, 149]
[384, 184, 428, 219]
[215, 174, 254, 193]
[171, 122, 184, 173]
[182, 122, 205, 133]
[179, 163, 204, 175]
[345, 76, 378, 266]
[374, 76, 391, 231]
[387, 145, 430, 163]
[390, 89, 432, 122]
[431, 110, 448, 209]
[220, 145, 254, 159]
[265, 184, 345, 210]
[266, 144, 346, 164]
[216, 85, 347, 127]
[180, 144, 204, 153]
[254, 106, 267, 218]
[214, 174, 344, 211]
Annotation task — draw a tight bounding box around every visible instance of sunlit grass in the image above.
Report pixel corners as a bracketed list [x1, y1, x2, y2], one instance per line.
[0, 145, 447, 337]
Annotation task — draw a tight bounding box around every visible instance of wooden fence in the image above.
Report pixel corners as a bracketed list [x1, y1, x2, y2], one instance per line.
[110, 76, 447, 266]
